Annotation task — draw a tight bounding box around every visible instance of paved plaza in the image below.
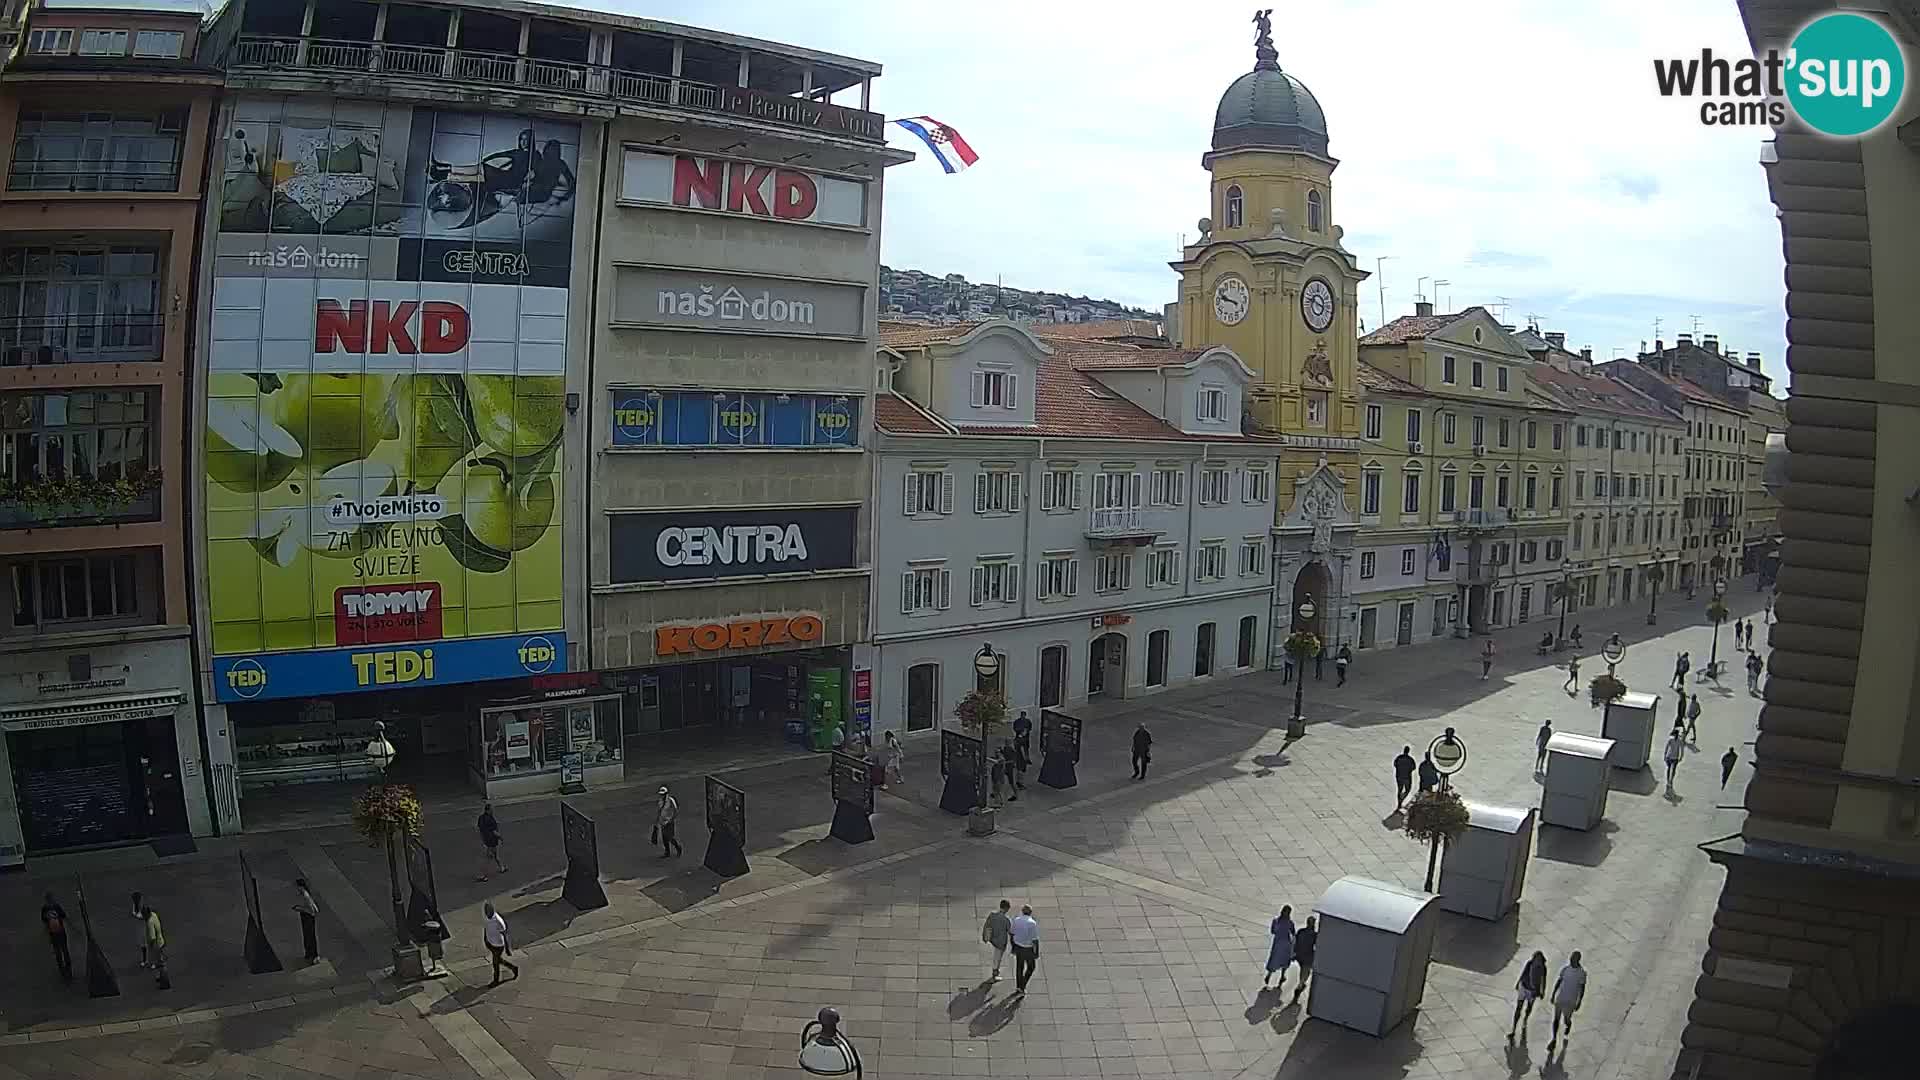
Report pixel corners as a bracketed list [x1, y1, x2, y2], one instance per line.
[0, 589, 1770, 1080]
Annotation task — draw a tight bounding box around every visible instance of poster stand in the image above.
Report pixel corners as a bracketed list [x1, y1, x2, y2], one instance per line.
[560, 802, 609, 909]
[1038, 709, 1082, 789]
[939, 729, 986, 814]
[828, 750, 874, 844]
[240, 850, 283, 974]
[703, 776, 750, 877]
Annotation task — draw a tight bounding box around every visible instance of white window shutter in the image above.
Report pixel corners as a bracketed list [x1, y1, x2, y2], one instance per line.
[940, 471, 955, 514]
[970, 565, 984, 607]
[973, 473, 987, 514]
[1067, 559, 1079, 596]
[1071, 472, 1083, 509]
[1175, 471, 1186, 506]
[1173, 550, 1183, 583]
[970, 371, 985, 407]
[1009, 470, 1022, 510]
[903, 471, 920, 517]
[901, 572, 914, 613]
[1035, 562, 1048, 600]
[1129, 472, 1143, 508]
[1039, 474, 1054, 512]
[938, 568, 951, 609]
[1005, 373, 1018, 409]
[1006, 562, 1019, 599]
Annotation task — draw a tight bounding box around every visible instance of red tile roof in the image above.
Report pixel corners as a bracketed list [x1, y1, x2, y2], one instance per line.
[872, 392, 952, 435]
[1358, 306, 1493, 346]
[878, 321, 987, 347]
[1355, 361, 1422, 395]
[1029, 318, 1165, 342]
[1056, 341, 1209, 372]
[958, 353, 1190, 440]
[1527, 363, 1680, 424]
[1593, 359, 1727, 408]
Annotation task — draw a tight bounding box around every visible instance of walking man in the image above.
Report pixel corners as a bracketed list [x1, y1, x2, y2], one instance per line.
[1393, 746, 1417, 809]
[1417, 752, 1440, 795]
[1009, 904, 1040, 994]
[1563, 654, 1581, 694]
[1547, 950, 1587, 1055]
[982, 900, 1012, 981]
[1314, 641, 1325, 681]
[1671, 652, 1687, 689]
[1721, 747, 1739, 788]
[1674, 688, 1688, 727]
[477, 801, 506, 879]
[1746, 652, 1764, 695]
[143, 902, 169, 988]
[1511, 949, 1548, 1041]
[1664, 727, 1687, 790]
[1536, 720, 1554, 774]
[1282, 651, 1295, 684]
[1480, 639, 1496, 680]
[1290, 916, 1317, 1005]
[654, 786, 683, 857]
[1012, 710, 1033, 782]
[293, 877, 321, 963]
[1335, 644, 1352, 687]
[1131, 722, 1153, 780]
[482, 901, 519, 986]
[1263, 905, 1296, 991]
[1686, 693, 1703, 743]
[41, 891, 71, 982]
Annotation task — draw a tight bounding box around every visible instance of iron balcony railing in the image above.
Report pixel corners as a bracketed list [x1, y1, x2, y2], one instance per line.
[0, 314, 165, 365]
[230, 35, 886, 143]
[5, 159, 182, 194]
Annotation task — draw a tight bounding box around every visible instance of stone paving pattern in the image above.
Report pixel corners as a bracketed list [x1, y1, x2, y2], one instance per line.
[0, 587, 1772, 1079]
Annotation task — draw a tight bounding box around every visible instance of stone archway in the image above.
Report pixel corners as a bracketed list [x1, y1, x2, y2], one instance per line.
[1291, 560, 1329, 641]
[1817, 1004, 1920, 1080]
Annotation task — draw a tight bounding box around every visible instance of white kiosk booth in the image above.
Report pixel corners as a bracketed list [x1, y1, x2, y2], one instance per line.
[1306, 876, 1441, 1037]
[1541, 732, 1615, 830]
[1437, 802, 1535, 921]
[1602, 691, 1660, 770]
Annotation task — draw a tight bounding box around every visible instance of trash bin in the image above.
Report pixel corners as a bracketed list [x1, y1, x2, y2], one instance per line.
[1541, 732, 1614, 830]
[1306, 875, 1442, 1037]
[1602, 691, 1660, 770]
[1436, 803, 1535, 921]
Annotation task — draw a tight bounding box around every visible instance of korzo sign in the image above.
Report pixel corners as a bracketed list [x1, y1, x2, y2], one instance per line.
[609, 506, 859, 584]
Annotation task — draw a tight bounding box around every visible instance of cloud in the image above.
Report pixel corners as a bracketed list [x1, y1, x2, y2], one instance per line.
[1610, 173, 1663, 203]
[1469, 250, 1551, 270]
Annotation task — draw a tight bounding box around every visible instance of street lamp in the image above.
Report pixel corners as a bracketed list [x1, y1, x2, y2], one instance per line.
[1288, 597, 1316, 738]
[1706, 577, 1729, 680]
[362, 722, 410, 955]
[1646, 554, 1665, 625]
[1601, 634, 1626, 728]
[1422, 728, 1467, 890]
[973, 643, 1002, 692]
[798, 1007, 862, 1077]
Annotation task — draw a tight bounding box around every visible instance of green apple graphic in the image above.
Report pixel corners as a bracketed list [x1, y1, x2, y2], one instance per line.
[394, 373, 476, 492]
[251, 460, 401, 566]
[440, 454, 556, 572]
[270, 373, 401, 474]
[464, 375, 564, 462]
[205, 397, 301, 492]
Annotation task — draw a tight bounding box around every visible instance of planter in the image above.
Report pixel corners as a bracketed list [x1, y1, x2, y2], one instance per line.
[967, 807, 997, 836]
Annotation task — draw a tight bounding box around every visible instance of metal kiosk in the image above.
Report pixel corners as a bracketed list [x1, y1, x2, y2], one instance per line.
[1540, 732, 1615, 830]
[1436, 802, 1535, 921]
[1306, 876, 1442, 1037]
[1602, 691, 1660, 770]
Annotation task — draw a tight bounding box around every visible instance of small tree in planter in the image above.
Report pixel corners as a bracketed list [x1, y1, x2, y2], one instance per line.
[953, 689, 1008, 825]
[1589, 672, 1628, 709]
[1404, 786, 1472, 892]
[352, 782, 424, 972]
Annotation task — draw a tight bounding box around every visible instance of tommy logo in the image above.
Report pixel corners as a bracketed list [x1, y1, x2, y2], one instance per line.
[334, 585, 443, 645]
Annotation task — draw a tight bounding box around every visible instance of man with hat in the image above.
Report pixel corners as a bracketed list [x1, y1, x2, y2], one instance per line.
[653, 786, 682, 858]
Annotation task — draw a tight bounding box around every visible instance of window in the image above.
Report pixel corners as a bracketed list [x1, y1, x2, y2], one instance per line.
[1571, 518, 1583, 551]
[611, 390, 860, 448]
[1497, 366, 1510, 392]
[1036, 553, 1078, 600]
[1195, 541, 1228, 581]
[1224, 185, 1244, 228]
[1629, 475, 1640, 498]
[27, 28, 73, 54]
[1093, 469, 1138, 510]
[0, 243, 164, 365]
[1495, 474, 1510, 508]
[78, 29, 130, 56]
[1436, 542, 1451, 572]
[1197, 386, 1227, 422]
[1613, 429, 1623, 450]
[1440, 473, 1457, 512]
[1038, 468, 1078, 512]
[1471, 359, 1485, 388]
[1613, 472, 1623, 494]
[1365, 403, 1382, 439]
[1547, 539, 1563, 561]
[1198, 466, 1231, 505]
[1400, 548, 1417, 575]
[903, 469, 952, 517]
[1305, 394, 1325, 426]
[1402, 471, 1421, 514]
[1591, 518, 1602, 546]
[970, 559, 1019, 606]
[1526, 420, 1537, 449]
[1306, 190, 1324, 232]
[1469, 474, 1485, 509]
[1471, 416, 1485, 447]
[1552, 423, 1563, 450]
[1550, 475, 1563, 509]
[1442, 412, 1457, 445]
[9, 108, 185, 192]
[1643, 515, 1652, 543]
[1243, 467, 1271, 504]
[972, 468, 1021, 514]
[1609, 516, 1620, 545]
[1442, 355, 1457, 384]
[1576, 424, 1589, 448]
[1149, 466, 1185, 507]
[1524, 475, 1538, 509]
[1361, 470, 1381, 515]
[1145, 546, 1182, 587]
[1497, 417, 1511, 447]
[132, 30, 184, 58]
[1239, 538, 1267, 577]
[971, 369, 1017, 409]
[1490, 542, 1509, 565]
[906, 662, 939, 731]
[1595, 473, 1607, 498]
[1520, 540, 1537, 563]
[8, 552, 141, 630]
[1237, 616, 1258, 668]
[1406, 408, 1423, 444]
[1359, 551, 1376, 579]
[1575, 471, 1586, 499]
[1433, 598, 1450, 636]
[901, 566, 951, 614]
[1147, 629, 1169, 687]
[1, 390, 156, 521]
[1094, 552, 1133, 593]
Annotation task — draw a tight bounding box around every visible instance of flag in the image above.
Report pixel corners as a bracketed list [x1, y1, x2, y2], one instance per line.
[893, 117, 979, 174]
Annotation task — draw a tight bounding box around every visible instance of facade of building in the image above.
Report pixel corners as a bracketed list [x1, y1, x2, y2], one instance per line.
[1674, 2, 1920, 1075]
[187, 0, 896, 825]
[867, 321, 1277, 732]
[1742, 387, 1786, 580]
[0, 0, 220, 864]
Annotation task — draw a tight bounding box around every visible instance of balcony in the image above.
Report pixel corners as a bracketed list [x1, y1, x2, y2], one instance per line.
[229, 35, 887, 144]
[1452, 508, 1509, 531]
[1, 314, 165, 366]
[7, 109, 186, 194]
[1086, 507, 1161, 545]
[1455, 557, 1501, 586]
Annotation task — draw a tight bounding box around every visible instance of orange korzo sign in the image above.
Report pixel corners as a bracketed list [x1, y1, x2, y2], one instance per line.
[655, 614, 825, 657]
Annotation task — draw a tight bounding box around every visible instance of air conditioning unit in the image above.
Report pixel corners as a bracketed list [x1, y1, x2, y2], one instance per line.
[1408, 441, 1423, 453]
[1473, 445, 1488, 457]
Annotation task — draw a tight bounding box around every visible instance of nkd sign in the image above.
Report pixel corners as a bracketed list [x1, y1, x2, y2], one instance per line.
[620, 150, 867, 228]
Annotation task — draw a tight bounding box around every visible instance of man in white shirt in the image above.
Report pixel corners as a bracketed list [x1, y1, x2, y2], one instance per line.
[655, 787, 682, 858]
[1009, 905, 1040, 993]
[1548, 950, 1587, 1055]
[483, 901, 520, 986]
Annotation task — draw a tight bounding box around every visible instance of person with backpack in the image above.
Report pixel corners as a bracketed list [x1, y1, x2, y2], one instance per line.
[1548, 951, 1588, 1056]
[1289, 916, 1317, 1005]
[41, 891, 71, 982]
[1535, 720, 1554, 774]
[1563, 655, 1581, 694]
[1335, 645, 1352, 687]
[1511, 949, 1549, 1041]
[1418, 752, 1441, 794]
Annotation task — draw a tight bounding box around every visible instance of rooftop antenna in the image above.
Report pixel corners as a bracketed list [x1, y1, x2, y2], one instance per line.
[1689, 314, 1702, 336]
[1653, 316, 1663, 342]
[1489, 296, 1511, 321]
[1375, 255, 1393, 327]
[1526, 312, 1547, 331]
[1433, 279, 1451, 312]
[1416, 276, 1430, 304]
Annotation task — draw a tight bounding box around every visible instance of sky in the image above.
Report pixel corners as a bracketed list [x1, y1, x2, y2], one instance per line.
[614, 0, 1791, 387]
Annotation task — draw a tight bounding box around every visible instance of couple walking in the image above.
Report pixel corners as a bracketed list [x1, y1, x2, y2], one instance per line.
[1510, 949, 1587, 1058]
[1262, 905, 1317, 1002]
[980, 900, 1042, 993]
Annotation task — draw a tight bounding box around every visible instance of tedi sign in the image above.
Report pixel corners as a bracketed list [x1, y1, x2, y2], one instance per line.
[620, 149, 867, 228]
[609, 505, 859, 583]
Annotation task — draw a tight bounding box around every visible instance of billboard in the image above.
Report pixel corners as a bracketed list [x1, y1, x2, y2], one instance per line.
[610, 266, 866, 338]
[609, 390, 857, 448]
[618, 150, 867, 228]
[607, 506, 860, 584]
[204, 98, 576, 670]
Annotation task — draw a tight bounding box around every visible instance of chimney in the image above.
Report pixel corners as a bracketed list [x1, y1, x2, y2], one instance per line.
[1746, 351, 1762, 371]
[1702, 334, 1719, 354]
[1677, 332, 1693, 348]
[1544, 331, 1566, 349]
[1580, 346, 1593, 363]
[1414, 300, 1434, 317]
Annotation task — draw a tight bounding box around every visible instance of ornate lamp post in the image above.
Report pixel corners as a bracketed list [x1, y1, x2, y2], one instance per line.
[363, 722, 406, 945]
[358, 722, 424, 979]
[1645, 556, 1665, 625]
[1419, 727, 1468, 891]
[798, 1007, 862, 1077]
[1600, 634, 1626, 728]
[1706, 577, 1729, 681]
[973, 643, 1001, 693]
[1287, 597, 1316, 739]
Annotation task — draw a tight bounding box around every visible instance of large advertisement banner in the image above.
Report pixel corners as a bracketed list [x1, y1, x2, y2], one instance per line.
[204, 98, 576, 673]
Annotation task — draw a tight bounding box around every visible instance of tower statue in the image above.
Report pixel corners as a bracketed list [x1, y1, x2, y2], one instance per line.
[1251, 9, 1279, 71]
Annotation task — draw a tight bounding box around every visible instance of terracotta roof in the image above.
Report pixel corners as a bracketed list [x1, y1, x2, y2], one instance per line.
[1055, 340, 1208, 372]
[1358, 305, 1493, 346]
[1028, 318, 1165, 342]
[1527, 363, 1679, 424]
[877, 321, 987, 347]
[957, 353, 1188, 439]
[1594, 359, 1729, 409]
[872, 392, 952, 435]
[1355, 361, 1422, 395]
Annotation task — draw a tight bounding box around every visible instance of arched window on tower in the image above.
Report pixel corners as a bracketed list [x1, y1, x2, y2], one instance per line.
[1224, 185, 1243, 228]
[1307, 190, 1324, 232]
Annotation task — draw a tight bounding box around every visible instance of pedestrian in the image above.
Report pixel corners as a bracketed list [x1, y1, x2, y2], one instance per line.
[1548, 950, 1587, 1055]
[41, 891, 71, 982]
[1006, 743, 1027, 793]
[131, 890, 148, 969]
[1289, 916, 1317, 1004]
[1314, 641, 1325, 681]
[292, 877, 321, 963]
[1511, 949, 1548, 1040]
[477, 801, 506, 879]
[1335, 644, 1352, 687]
[1263, 905, 1296, 991]
[1282, 652, 1295, 684]
[1664, 727, 1686, 789]
[1131, 722, 1152, 780]
[1721, 747, 1739, 788]
[1674, 688, 1688, 726]
[1535, 720, 1554, 774]
[1737, 619, 1749, 650]
[989, 748, 1008, 805]
[482, 901, 519, 986]
[883, 730, 905, 787]
[1012, 710, 1033, 777]
[1570, 624, 1583, 649]
[1392, 746, 1417, 809]
[1746, 652, 1763, 695]
[143, 903, 168, 989]
[981, 899, 1012, 981]
[1009, 904, 1040, 993]
[1480, 639, 1495, 680]
[1671, 652, 1687, 689]
[1686, 693, 1702, 743]
[654, 786, 682, 857]
[1563, 654, 1580, 694]
[1417, 752, 1440, 794]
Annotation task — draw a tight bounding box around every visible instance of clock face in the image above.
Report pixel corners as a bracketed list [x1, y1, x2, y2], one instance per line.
[1301, 277, 1336, 333]
[1213, 275, 1250, 326]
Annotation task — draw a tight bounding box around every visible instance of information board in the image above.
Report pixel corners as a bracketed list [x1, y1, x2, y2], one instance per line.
[830, 750, 874, 814]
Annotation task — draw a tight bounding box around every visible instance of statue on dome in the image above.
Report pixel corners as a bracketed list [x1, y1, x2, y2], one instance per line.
[1251, 9, 1280, 70]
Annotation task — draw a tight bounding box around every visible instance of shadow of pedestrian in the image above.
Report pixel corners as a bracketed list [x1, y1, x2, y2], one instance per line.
[1243, 986, 1282, 1025]
[1434, 908, 1521, 975]
[947, 979, 994, 1020]
[639, 867, 723, 913]
[967, 990, 1023, 1037]
[1269, 998, 1303, 1034]
[510, 872, 564, 898]
[502, 896, 577, 946]
[1251, 752, 1291, 776]
[1380, 810, 1404, 830]
[1611, 770, 1660, 797]
[1665, 788, 1687, 805]
[1504, 1035, 1533, 1077]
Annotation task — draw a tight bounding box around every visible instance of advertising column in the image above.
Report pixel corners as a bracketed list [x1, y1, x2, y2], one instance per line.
[201, 100, 575, 742]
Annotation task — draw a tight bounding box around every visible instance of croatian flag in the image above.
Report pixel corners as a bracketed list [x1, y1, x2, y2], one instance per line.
[893, 116, 980, 174]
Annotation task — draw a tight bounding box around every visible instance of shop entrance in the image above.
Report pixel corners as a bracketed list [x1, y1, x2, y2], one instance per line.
[1088, 633, 1127, 699]
[619, 646, 852, 752]
[8, 718, 180, 853]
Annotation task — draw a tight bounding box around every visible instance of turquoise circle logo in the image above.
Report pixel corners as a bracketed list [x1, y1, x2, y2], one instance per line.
[1786, 13, 1906, 137]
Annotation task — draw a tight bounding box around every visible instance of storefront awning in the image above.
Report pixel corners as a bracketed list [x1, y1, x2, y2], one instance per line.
[1, 690, 187, 733]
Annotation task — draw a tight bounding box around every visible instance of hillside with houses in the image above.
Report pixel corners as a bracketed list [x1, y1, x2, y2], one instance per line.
[880, 266, 1162, 328]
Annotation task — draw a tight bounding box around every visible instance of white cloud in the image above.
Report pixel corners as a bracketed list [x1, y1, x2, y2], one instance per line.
[601, 0, 1790, 385]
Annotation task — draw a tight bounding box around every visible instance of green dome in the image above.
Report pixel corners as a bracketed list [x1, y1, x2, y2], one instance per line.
[1213, 66, 1329, 155]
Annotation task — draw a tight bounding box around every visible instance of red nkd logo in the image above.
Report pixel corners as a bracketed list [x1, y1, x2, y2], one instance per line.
[315, 299, 471, 354]
[671, 155, 820, 221]
[334, 584, 444, 645]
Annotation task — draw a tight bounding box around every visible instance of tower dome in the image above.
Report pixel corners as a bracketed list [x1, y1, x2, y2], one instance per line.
[1212, 12, 1328, 155]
